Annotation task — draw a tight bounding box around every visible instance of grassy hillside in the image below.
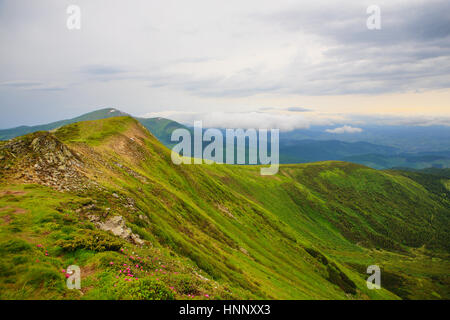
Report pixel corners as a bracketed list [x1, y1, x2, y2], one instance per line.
[0, 108, 130, 140]
[279, 139, 398, 163]
[0, 117, 448, 300]
[0, 108, 188, 146]
[137, 117, 190, 148]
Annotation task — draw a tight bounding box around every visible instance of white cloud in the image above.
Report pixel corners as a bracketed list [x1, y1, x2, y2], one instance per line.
[142, 110, 450, 130]
[325, 125, 363, 134]
[142, 110, 342, 131]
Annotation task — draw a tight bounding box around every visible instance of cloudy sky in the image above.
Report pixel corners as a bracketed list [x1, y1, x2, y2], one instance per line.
[0, 0, 449, 129]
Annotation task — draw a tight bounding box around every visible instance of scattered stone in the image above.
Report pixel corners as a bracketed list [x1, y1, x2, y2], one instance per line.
[89, 214, 144, 246]
[139, 214, 150, 224]
[239, 247, 249, 256]
[216, 203, 235, 219]
[194, 271, 210, 282]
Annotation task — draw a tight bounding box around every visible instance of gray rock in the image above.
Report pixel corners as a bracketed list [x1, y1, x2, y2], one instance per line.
[89, 214, 144, 246]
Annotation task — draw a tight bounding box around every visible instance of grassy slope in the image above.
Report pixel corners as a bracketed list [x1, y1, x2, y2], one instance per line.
[137, 117, 189, 149]
[0, 108, 129, 140]
[0, 117, 448, 300]
[0, 107, 188, 148]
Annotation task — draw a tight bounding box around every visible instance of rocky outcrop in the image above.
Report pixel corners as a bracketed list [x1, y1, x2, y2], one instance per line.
[1, 131, 145, 247]
[88, 214, 144, 246]
[0, 132, 94, 192]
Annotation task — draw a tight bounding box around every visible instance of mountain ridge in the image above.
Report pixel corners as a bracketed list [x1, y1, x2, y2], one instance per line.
[0, 116, 448, 299]
[2, 108, 449, 170]
[0, 108, 188, 145]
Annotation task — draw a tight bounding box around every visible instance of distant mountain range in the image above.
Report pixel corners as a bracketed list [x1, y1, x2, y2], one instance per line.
[1, 108, 449, 170]
[280, 125, 450, 153]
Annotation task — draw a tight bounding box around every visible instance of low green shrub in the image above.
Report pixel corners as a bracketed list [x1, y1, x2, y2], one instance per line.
[125, 278, 175, 300]
[171, 274, 201, 295]
[88, 251, 124, 268]
[23, 265, 65, 291]
[326, 263, 357, 295]
[0, 260, 15, 277]
[56, 230, 122, 252]
[0, 239, 32, 253]
[12, 255, 29, 265]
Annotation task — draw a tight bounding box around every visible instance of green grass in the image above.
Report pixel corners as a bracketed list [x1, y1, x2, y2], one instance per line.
[54, 117, 132, 145]
[0, 116, 448, 300]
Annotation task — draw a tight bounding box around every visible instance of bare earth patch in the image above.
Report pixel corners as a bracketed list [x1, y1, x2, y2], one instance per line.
[0, 206, 28, 214]
[0, 190, 27, 196]
[1, 215, 11, 224]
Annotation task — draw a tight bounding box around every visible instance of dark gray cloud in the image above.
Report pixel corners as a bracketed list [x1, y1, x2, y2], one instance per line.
[0, 81, 66, 92]
[264, 0, 450, 45]
[29, 86, 66, 92]
[81, 65, 125, 75]
[251, 0, 450, 95]
[143, 0, 450, 98]
[0, 81, 43, 88]
[286, 107, 311, 112]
